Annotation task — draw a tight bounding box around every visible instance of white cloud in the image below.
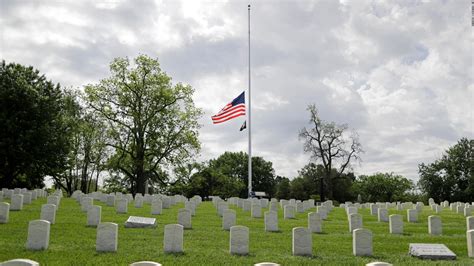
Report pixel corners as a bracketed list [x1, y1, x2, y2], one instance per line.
[0, 0, 471, 182]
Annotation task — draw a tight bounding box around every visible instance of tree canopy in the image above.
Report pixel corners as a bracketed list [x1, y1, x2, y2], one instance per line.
[85, 55, 202, 195]
[418, 138, 473, 202]
[0, 61, 71, 189]
[352, 172, 414, 202]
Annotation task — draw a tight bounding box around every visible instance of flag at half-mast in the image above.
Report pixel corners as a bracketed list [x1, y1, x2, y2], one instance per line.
[211, 92, 246, 124]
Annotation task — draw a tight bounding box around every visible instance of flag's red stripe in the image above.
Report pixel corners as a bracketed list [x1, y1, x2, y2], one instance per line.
[212, 111, 246, 124]
[216, 103, 245, 115]
[212, 106, 246, 122]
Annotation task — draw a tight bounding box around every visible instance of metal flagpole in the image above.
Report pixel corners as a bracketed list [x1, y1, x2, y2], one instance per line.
[247, 4, 252, 198]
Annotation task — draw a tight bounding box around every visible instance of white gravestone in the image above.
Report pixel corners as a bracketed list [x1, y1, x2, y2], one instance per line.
[296, 202, 304, 213]
[428, 215, 442, 235]
[251, 203, 262, 218]
[407, 209, 418, 223]
[409, 243, 456, 260]
[317, 206, 327, 220]
[347, 207, 358, 216]
[47, 196, 59, 209]
[264, 211, 278, 232]
[151, 199, 162, 215]
[370, 204, 378, 216]
[125, 216, 157, 228]
[349, 213, 363, 233]
[106, 195, 115, 207]
[11, 194, 24, 211]
[284, 205, 296, 219]
[40, 204, 56, 224]
[0, 191, 3, 202]
[185, 201, 195, 216]
[130, 261, 162, 266]
[230, 225, 249, 255]
[377, 208, 388, 222]
[223, 209, 236, 231]
[116, 199, 128, 214]
[366, 262, 392, 266]
[96, 222, 118, 252]
[254, 263, 280, 266]
[135, 197, 144, 208]
[353, 228, 372, 256]
[81, 197, 93, 212]
[218, 202, 228, 217]
[87, 205, 101, 227]
[389, 214, 403, 234]
[1, 259, 40, 266]
[269, 202, 278, 212]
[177, 208, 192, 229]
[467, 216, 474, 231]
[308, 212, 322, 233]
[22, 192, 32, 205]
[162, 197, 171, 209]
[292, 227, 312, 256]
[0, 202, 10, 223]
[26, 220, 50, 250]
[468, 230, 474, 258]
[243, 200, 251, 212]
[163, 224, 184, 253]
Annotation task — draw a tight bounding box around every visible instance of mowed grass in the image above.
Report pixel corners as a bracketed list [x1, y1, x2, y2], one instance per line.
[0, 197, 472, 266]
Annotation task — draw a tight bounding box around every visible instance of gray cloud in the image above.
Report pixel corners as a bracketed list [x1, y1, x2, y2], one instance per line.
[0, 0, 471, 181]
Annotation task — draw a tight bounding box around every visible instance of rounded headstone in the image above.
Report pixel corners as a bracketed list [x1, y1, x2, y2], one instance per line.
[129, 261, 162, 266]
[1, 259, 40, 266]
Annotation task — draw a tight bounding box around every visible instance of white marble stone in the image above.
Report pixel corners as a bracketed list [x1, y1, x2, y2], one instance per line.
[134, 196, 144, 208]
[116, 198, 128, 214]
[428, 215, 442, 235]
[366, 262, 393, 266]
[467, 216, 474, 231]
[264, 211, 278, 232]
[11, 194, 23, 211]
[125, 216, 156, 228]
[243, 200, 251, 212]
[317, 206, 327, 220]
[269, 202, 278, 212]
[349, 213, 363, 233]
[151, 199, 162, 215]
[129, 261, 162, 266]
[22, 192, 32, 205]
[251, 203, 262, 218]
[223, 209, 236, 231]
[254, 262, 280, 266]
[230, 225, 249, 255]
[407, 209, 418, 223]
[163, 224, 184, 253]
[296, 202, 304, 213]
[389, 214, 403, 234]
[87, 205, 101, 227]
[353, 228, 372, 256]
[96, 222, 118, 252]
[218, 202, 228, 217]
[26, 220, 50, 250]
[308, 212, 322, 233]
[284, 205, 295, 219]
[177, 208, 191, 229]
[292, 227, 312, 256]
[377, 208, 388, 222]
[347, 207, 358, 216]
[468, 230, 474, 258]
[81, 197, 93, 212]
[1, 259, 40, 266]
[106, 195, 115, 207]
[370, 204, 378, 216]
[47, 196, 59, 208]
[0, 202, 9, 224]
[40, 204, 56, 224]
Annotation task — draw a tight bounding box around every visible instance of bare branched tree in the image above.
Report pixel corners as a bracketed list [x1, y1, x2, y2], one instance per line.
[299, 104, 362, 201]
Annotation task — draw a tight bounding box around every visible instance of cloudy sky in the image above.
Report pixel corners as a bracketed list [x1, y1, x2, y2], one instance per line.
[0, 0, 472, 182]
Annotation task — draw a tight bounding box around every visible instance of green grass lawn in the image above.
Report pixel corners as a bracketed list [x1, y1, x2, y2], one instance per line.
[0, 197, 472, 265]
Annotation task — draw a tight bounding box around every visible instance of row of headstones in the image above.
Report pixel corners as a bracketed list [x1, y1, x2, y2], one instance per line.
[0, 188, 49, 210]
[0, 194, 62, 224]
[343, 199, 473, 216]
[213, 196, 333, 219]
[0, 259, 396, 266]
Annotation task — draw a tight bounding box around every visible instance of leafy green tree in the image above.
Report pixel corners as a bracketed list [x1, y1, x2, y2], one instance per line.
[418, 138, 473, 202]
[186, 166, 245, 199]
[85, 55, 202, 195]
[208, 151, 277, 198]
[299, 104, 362, 201]
[352, 173, 414, 202]
[0, 61, 71, 188]
[289, 177, 311, 200]
[275, 176, 291, 199]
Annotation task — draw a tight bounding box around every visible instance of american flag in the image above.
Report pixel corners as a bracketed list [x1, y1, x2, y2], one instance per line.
[211, 92, 246, 124]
